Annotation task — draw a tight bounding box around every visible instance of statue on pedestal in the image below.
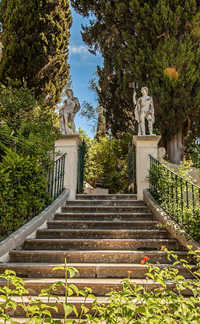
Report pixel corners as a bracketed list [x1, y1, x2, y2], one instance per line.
[130, 83, 155, 136]
[59, 89, 80, 135]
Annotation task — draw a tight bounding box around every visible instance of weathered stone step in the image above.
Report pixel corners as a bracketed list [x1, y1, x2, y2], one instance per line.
[47, 220, 158, 230]
[24, 238, 180, 251]
[76, 194, 137, 200]
[35, 229, 170, 240]
[61, 206, 149, 213]
[0, 263, 194, 279]
[54, 212, 154, 221]
[4, 319, 92, 323]
[0, 278, 192, 296]
[1, 296, 107, 317]
[9, 250, 189, 264]
[66, 200, 144, 207]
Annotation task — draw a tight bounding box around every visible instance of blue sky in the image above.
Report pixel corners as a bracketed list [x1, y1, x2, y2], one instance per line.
[69, 8, 103, 137]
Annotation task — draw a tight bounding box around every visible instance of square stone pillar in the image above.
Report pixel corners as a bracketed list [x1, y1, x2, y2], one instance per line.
[55, 135, 81, 200]
[133, 136, 161, 200]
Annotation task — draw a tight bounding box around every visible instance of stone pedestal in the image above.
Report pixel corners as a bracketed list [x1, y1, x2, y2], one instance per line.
[133, 136, 161, 200]
[55, 135, 81, 200]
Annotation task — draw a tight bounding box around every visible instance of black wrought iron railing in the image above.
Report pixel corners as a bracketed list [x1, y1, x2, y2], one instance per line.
[47, 153, 66, 200]
[128, 143, 137, 194]
[77, 140, 86, 194]
[149, 155, 200, 241]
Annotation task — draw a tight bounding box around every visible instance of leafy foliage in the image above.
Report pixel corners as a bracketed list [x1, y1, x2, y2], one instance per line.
[1, 249, 200, 322]
[71, 0, 200, 160]
[185, 143, 200, 169]
[84, 135, 131, 193]
[0, 85, 36, 132]
[0, 0, 72, 106]
[0, 0, 71, 239]
[0, 86, 58, 240]
[149, 158, 200, 242]
[0, 148, 51, 239]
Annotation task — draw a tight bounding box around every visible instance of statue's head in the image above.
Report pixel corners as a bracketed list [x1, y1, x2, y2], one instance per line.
[66, 89, 73, 98]
[141, 87, 148, 95]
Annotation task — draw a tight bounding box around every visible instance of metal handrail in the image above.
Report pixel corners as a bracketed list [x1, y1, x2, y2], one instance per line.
[47, 153, 66, 200]
[77, 141, 86, 194]
[150, 155, 200, 190]
[128, 143, 137, 194]
[149, 155, 200, 228]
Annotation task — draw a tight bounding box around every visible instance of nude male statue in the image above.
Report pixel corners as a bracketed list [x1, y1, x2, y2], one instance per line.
[59, 89, 80, 135]
[132, 85, 155, 136]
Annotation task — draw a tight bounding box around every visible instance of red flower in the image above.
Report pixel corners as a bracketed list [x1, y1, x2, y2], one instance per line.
[140, 256, 150, 264]
[143, 256, 149, 262]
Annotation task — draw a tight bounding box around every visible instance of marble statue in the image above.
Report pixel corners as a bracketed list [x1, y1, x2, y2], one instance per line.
[59, 89, 80, 135]
[131, 84, 155, 136]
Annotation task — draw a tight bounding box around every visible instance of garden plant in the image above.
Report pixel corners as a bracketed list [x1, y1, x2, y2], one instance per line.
[0, 249, 200, 323]
[149, 158, 200, 242]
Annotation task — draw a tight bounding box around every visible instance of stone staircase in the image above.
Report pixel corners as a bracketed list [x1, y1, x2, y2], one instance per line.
[0, 194, 191, 319]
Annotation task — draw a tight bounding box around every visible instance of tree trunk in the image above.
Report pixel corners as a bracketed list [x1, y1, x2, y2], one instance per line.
[167, 128, 184, 164]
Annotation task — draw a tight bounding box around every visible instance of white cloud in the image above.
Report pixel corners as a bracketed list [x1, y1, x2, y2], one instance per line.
[69, 45, 89, 55]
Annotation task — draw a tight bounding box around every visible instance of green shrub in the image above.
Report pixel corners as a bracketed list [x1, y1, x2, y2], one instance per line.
[0, 86, 58, 240]
[149, 159, 200, 242]
[0, 148, 51, 238]
[85, 135, 131, 193]
[1, 249, 200, 323]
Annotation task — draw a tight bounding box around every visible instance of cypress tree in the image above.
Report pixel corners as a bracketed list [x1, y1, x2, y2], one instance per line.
[96, 106, 107, 139]
[72, 0, 200, 163]
[0, 0, 72, 106]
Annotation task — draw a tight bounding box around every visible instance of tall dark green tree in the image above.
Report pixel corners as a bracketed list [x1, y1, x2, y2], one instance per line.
[72, 0, 200, 163]
[0, 0, 72, 106]
[96, 108, 107, 139]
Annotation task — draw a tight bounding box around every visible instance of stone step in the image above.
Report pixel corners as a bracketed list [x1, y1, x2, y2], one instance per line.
[54, 212, 154, 221]
[4, 319, 95, 323]
[1, 192, 192, 321]
[76, 194, 137, 200]
[66, 200, 144, 207]
[1, 296, 107, 317]
[9, 250, 189, 264]
[24, 238, 180, 251]
[0, 263, 194, 279]
[0, 278, 192, 296]
[35, 229, 170, 240]
[47, 220, 158, 230]
[61, 206, 149, 213]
